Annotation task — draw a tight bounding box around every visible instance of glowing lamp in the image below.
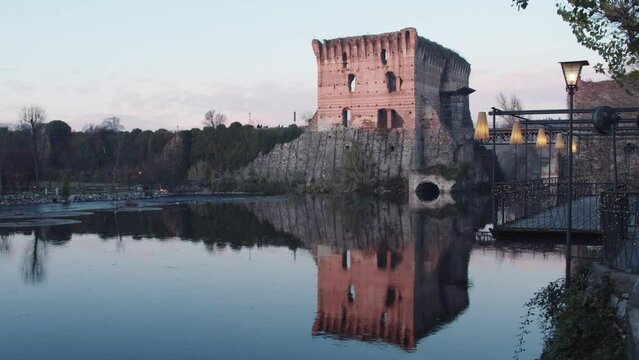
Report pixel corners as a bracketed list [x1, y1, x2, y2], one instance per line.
[536, 128, 548, 148]
[560, 60, 589, 89]
[510, 120, 523, 145]
[555, 133, 565, 149]
[572, 138, 578, 154]
[474, 112, 489, 140]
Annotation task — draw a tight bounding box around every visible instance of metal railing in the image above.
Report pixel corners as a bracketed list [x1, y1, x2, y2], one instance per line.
[599, 186, 639, 272]
[495, 177, 612, 232]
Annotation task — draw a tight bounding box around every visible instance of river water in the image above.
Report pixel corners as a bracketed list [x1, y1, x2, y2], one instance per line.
[0, 196, 570, 359]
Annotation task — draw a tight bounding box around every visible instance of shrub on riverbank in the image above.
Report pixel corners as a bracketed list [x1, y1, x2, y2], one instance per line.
[516, 267, 625, 360]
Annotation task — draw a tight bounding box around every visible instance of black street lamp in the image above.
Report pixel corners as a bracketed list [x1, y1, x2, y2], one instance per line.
[560, 60, 589, 287]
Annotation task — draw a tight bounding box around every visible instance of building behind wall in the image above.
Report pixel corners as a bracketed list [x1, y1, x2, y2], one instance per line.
[572, 78, 639, 181]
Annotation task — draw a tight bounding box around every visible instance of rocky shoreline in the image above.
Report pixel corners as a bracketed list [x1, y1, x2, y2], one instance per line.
[0, 191, 168, 207]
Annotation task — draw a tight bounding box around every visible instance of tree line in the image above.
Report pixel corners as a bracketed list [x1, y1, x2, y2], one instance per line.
[0, 106, 303, 191]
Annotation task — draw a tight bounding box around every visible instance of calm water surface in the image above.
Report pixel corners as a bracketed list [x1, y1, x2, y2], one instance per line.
[0, 196, 570, 359]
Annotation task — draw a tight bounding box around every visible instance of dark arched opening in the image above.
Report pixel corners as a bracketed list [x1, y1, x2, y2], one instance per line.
[342, 108, 351, 127]
[342, 52, 348, 69]
[377, 109, 388, 128]
[386, 72, 396, 93]
[348, 74, 356, 92]
[381, 49, 388, 65]
[415, 181, 440, 202]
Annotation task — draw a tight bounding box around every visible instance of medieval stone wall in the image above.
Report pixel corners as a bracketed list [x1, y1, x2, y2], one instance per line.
[241, 128, 414, 184]
[414, 37, 473, 167]
[573, 79, 639, 182]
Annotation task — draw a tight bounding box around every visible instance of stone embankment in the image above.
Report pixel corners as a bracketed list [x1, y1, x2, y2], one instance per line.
[589, 263, 639, 359]
[0, 191, 168, 207]
[240, 128, 414, 185]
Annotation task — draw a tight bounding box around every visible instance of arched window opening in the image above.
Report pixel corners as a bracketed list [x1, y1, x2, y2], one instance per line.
[341, 108, 352, 127]
[342, 52, 348, 69]
[377, 109, 388, 129]
[386, 72, 397, 93]
[381, 49, 388, 65]
[390, 110, 403, 128]
[348, 74, 356, 93]
[347, 285, 356, 304]
[385, 287, 396, 307]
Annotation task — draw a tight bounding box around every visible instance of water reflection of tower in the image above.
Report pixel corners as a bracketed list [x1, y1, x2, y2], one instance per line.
[312, 213, 472, 350]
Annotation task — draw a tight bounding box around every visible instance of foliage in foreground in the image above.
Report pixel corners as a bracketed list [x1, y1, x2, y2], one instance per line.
[513, 0, 639, 82]
[516, 267, 626, 360]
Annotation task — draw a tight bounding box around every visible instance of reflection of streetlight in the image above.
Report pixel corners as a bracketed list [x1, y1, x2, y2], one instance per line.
[560, 60, 589, 287]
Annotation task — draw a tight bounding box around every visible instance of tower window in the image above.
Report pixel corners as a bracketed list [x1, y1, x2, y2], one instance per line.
[342, 52, 348, 69]
[348, 74, 356, 92]
[381, 49, 388, 65]
[386, 72, 397, 93]
[342, 108, 352, 127]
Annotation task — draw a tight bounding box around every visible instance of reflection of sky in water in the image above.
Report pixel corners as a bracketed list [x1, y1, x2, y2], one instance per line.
[0, 200, 569, 360]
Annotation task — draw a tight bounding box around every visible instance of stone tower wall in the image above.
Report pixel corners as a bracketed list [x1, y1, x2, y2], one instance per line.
[414, 38, 473, 167]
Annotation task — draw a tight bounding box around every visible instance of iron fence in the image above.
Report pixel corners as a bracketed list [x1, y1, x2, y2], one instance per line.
[495, 177, 612, 232]
[599, 186, 639, 272]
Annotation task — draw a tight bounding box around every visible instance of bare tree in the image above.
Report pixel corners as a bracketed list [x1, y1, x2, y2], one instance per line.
[203, 110, 227, 128]
[99, 117, 125, 204]
[214, 112, 227, 127]
[203, 110, 216, 127]
[495, 93, 523, 127]
[19, 106, 47, 187]
[100, 116, 124, 132]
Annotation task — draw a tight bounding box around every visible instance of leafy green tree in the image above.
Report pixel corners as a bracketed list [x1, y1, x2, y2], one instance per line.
[514, 0, 639, 81]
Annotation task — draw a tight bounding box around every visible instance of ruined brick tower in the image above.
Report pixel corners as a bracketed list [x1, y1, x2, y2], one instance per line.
[242, 28, 489, 197]
[311, 27, 476, 171]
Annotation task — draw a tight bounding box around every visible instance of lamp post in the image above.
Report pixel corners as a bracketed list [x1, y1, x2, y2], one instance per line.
[560, 60, 589, 287]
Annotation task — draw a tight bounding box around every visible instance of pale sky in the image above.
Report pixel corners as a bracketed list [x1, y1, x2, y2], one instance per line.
[0, 0, 606, 130]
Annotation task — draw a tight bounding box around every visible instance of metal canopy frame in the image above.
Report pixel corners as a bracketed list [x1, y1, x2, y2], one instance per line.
[483, 106, 639, 230]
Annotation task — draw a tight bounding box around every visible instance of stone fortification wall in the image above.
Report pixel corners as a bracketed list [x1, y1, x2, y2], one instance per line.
[572, 79, 639, 182]
[240, 128, 414, 185]
[414, 37, 473, 168]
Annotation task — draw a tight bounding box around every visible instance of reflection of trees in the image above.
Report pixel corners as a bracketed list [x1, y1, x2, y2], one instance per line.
[22, 232, 46, 284]
[56, 203, 302, 250]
